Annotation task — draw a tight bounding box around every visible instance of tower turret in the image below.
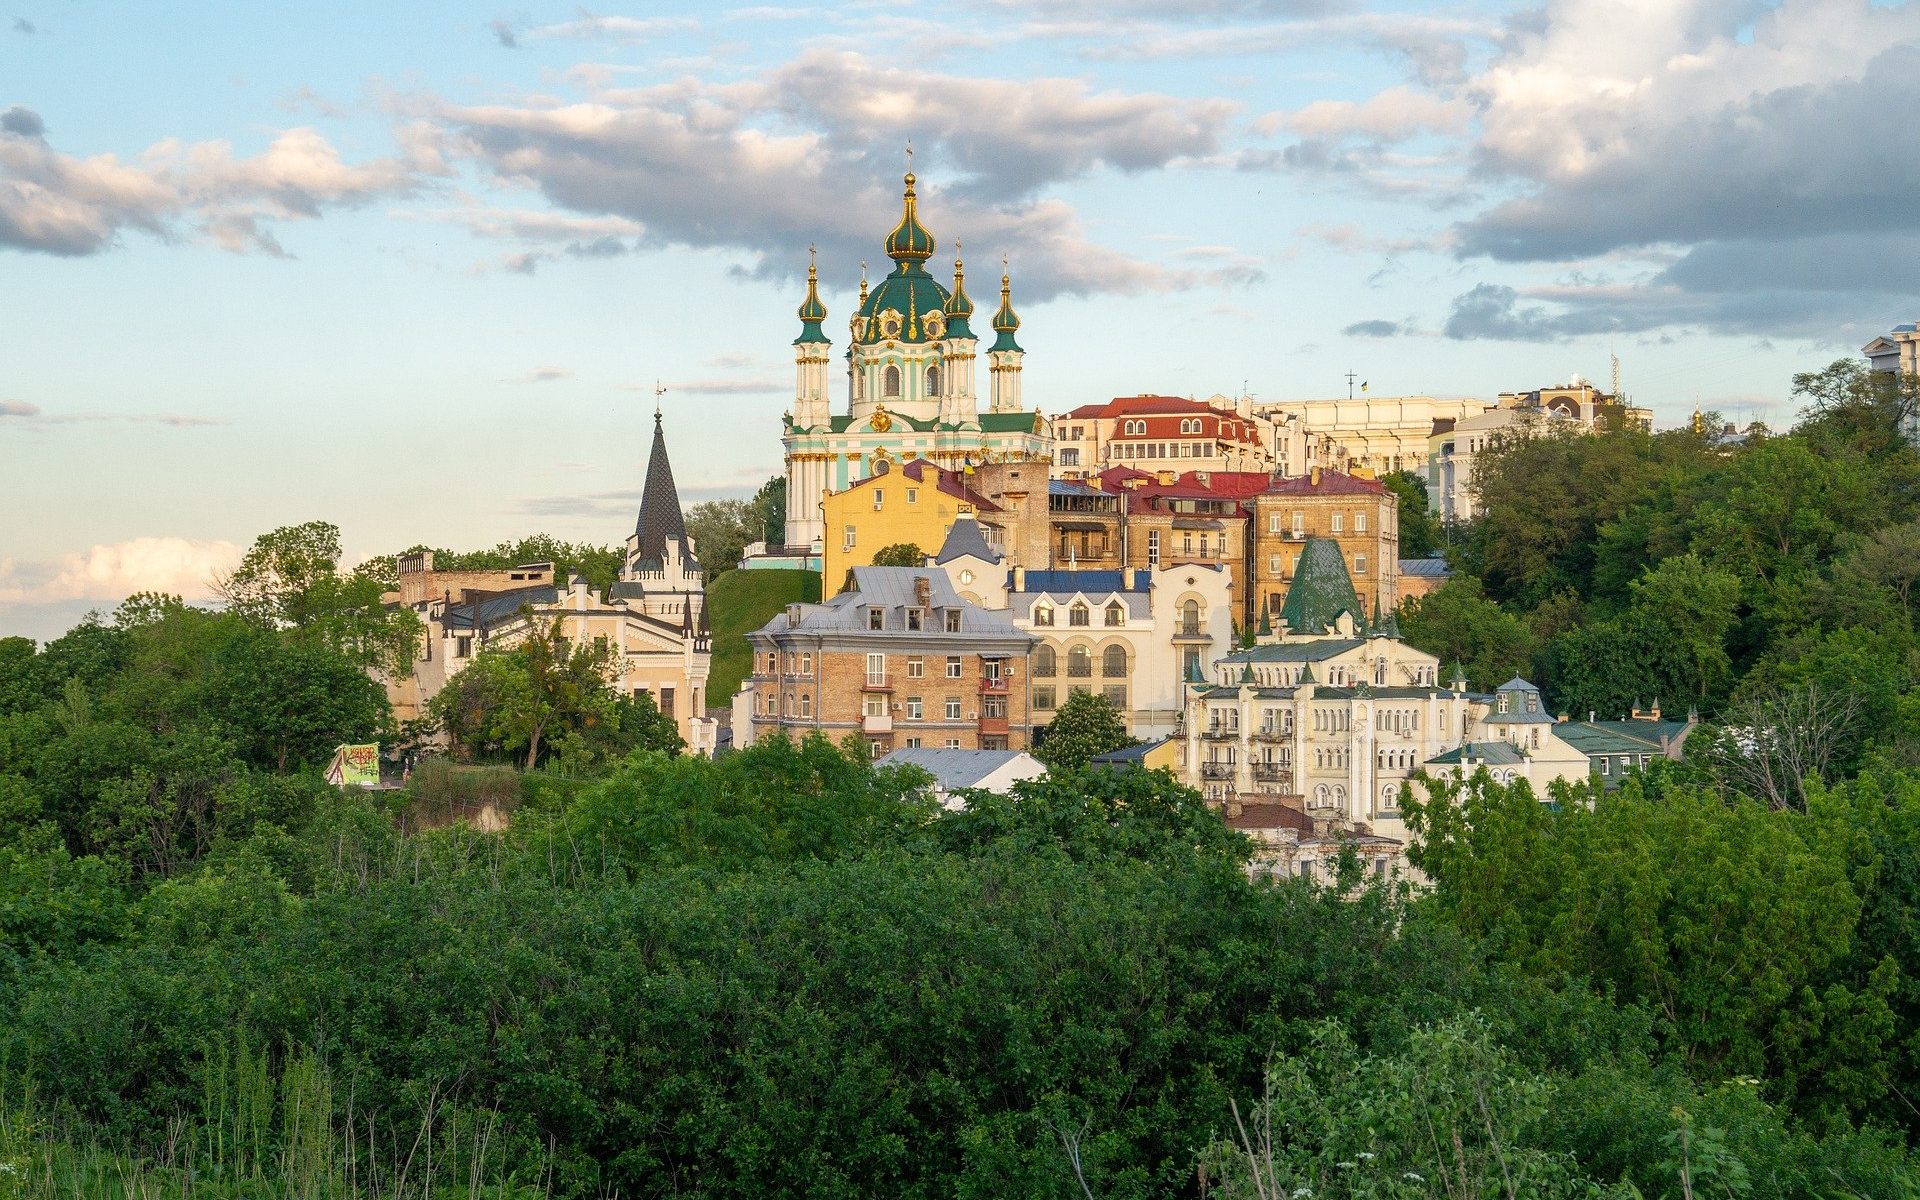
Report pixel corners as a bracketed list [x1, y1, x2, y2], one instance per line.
[939, 245, 979, 426]
[793, 247, 831, 431]
[988, 263, 1024, 413]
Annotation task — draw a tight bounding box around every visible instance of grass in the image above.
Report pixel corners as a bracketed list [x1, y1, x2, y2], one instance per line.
[705, 568, 821, 706]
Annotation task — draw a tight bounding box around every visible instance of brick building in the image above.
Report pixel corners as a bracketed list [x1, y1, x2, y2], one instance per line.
[1250, 468, 1398, 623]
[735, 566, 1038, 757]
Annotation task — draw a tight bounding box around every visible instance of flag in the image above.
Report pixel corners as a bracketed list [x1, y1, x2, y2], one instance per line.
[1360, 381, 1369, 393]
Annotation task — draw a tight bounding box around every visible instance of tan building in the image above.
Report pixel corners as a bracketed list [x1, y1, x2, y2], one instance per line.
[1052, 394, 1271, 480]
[819, 458, 1000, 596]
[1250, 468, 1397, 624]
[386, 414, 717, 754]
[1253, 394, 1491, 479]
[735, 566, 1038, 757]
[1428, 378, 1650, 521]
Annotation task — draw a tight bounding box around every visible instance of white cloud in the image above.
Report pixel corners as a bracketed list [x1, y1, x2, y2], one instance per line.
[0, 537, 242, 605]
[524, 12, 697, 43]
[515, 365, 574, 383]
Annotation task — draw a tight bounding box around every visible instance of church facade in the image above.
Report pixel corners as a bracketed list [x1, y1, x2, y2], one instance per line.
[780, 172, 1051, 553]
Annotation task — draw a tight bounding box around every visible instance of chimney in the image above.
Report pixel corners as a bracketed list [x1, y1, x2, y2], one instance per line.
[1013, 566, 1026, 591]
[914, 575, 932, 608]
[1310, 465, 1321, 486]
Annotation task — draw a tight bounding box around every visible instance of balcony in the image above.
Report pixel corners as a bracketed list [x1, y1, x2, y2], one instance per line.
[978, 715, 1010, 736]
[1252, 728, 1290, 742]
[1201, 727, 1239, 741]
[861, 675, 893, 692]
[1251, 762, 1292, 785]
[862, 713, 894, 734]
[1201, 762, 1236, 780]
[1172, 624, 1212, 643]
[979, 677, 1010, 695]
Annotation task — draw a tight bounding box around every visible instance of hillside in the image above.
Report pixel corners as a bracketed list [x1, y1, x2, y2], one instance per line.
[706, 568, 821, 706]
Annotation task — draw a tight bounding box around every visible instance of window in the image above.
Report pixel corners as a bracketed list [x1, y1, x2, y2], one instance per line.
[869, 740, 885, 758]
[1147, 530, 1160, 566]
[844, 525, 857, 551]
[1182, 531, 1193, 555]
[1103, 685, 1127, 707]
[1070, 602, 1089, 626]
[872, 489, 884, 511]
[1184, 648, 1201, 680]
[1269, 512, 1281, 534]
[1526, 692, 1539, 713]
[1354, 554, 1367, 575]
[1181, 598, 1201, 636]
[455, 635, 472, 658]
[1105, 602, 1124, 627]
[1355, 512, 1367, 533]
[1034, 644, 1057, 677]
[884, 364, 901, 396]
[946, 738, 962, 749]
[907, 656, 925, 678]
[1102, 645, 1127, 677]
[906, 608, 923, 631]
[945, 698, 962, 719]
[1599, 757, 1610, 776]
[906, 696, 923, 720]
[1497, 693, 1510, 714]
[1034, 686, 1056, 710]
[868, 607, 885, 630]
[1269, 554, 1282, 574]
[800, 652, 812, 674]
[905, 737, 921, 748]
[927, 365, 941, 395]
[1331, 514, 1344, 533]
[799, 693, 812, 718]
[864, 695, 887, 717]
[1034, 602, 1054, 626]
[866, 652, 887, 686]
[1067, 646, 1092, 677]
[945, 610, 961, 633]
[946, 656, 963, 679]
[660, 687, 675, 716]
[1291, 511, 1303, 535]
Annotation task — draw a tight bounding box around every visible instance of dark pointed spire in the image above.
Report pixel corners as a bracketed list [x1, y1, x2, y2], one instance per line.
[633, 411, 694, 570]
[795, 244, 830, 345]
[990, 257, 1022, 353]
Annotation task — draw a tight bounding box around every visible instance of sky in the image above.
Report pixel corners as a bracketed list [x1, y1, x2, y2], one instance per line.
[3, 0, 1916, 641]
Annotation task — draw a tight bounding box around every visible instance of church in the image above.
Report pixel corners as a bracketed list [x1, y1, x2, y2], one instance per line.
[777, 171, 1052, 554]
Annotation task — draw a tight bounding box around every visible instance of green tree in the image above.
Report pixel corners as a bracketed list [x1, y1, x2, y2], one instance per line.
[1380, 469, 1442, 560]
[751, 474, 787, 546]
[870, 542, 926, 567]
[407, 535, 625, 594]
[219, 521, 421, 674]
[684, 498, 757, 581]
[1397, 576, 1534, 691]
[1034, 690, 1133, 770]
[201, 626, 390, 773]
[429, 611, 620, 768]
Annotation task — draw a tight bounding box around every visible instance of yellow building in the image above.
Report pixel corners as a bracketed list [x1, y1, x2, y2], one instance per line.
[821, 458, 1002, 595]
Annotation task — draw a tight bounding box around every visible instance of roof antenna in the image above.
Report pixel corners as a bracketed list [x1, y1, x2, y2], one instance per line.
[654, 380, 665, 422]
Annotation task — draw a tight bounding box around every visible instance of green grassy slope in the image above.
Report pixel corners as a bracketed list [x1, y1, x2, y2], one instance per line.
[706, 568, 821, 707]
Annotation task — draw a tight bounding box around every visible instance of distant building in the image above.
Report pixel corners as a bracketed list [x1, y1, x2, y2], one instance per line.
[735, 566, 1038, 757]
[1553, 702, 1695, 787]
[1426, 377, 1649, 521]
[1396, 554, 1452, 603]
[1089, 736, 1181, 773]
[1422, 678, 1589, 793]
[386, 414, 717, 755]
[1252, 394, 1491, 479]
[1863, 321, 1920, 443]
[1251, 468, 1399, 623]
[1051, 394, 1272, 480]
[877, 746, 1047, 809]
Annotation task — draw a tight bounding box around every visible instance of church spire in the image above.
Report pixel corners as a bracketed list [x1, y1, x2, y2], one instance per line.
[944, 242, 975, 339]
[990, 260, 1022, 352]
[632, 410, 693, 570]
[884, 171, 936, 265]
[794, 244, 829, 345]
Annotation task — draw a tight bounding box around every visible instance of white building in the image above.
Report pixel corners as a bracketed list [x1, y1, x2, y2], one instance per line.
[1253, 394, 1492, 479]
[877, 747, 1047, 809]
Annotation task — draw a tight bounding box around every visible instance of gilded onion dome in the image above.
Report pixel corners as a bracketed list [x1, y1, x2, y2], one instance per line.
[990, 268, 1022, 353]
[794, 248, 830, 345]
[943, 248, 975, 340]
[854, 173, 951, 345]
[884, 172, 936, 263]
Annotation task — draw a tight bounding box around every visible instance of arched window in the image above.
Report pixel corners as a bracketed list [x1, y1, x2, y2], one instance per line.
[1067, 646, 1092, 677]
[1070, 602, 1090, 627]
[1181, 598, 1200, 635]
[1105, 601, 1125, 627]
[884, 364, 901, 397]
[1034, 644, 1057, 677]
[1102, 645, 1127, 677]
[927, 364, 941, 396]
[1033, 602, 1054, 627]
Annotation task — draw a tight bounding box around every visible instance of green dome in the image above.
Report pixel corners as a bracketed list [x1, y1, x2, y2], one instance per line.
[854, 262, 952, 344]
[793, 252, 829, 345]
[943, 253, 976, 339]
[989, 269, 1022, 353]
[884, 172, 936, 263]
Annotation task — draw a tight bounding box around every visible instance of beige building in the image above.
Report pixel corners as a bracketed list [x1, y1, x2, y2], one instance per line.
[1426, 378, 1650, 521]
[1250, 469, 1398, 624]
[1052, 394, 1272, 480]
[1253, 394, 1491, 479]
[735, 566, 1038, 757]
[386, 414, 718, 755]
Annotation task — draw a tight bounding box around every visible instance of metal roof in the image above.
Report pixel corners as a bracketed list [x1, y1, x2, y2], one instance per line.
[877, 748, 1041, 791]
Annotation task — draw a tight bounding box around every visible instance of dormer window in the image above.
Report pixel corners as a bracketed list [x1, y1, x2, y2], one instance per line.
[1105, 602, 1125, 627]
[868, 607, 885, 630]
[907, 608, 924, 631]
[1034, 602, 1054, 626]
[1497, 694, 1510, 714]
[945, 610, 961, 633]
[1070, 602, 1090, 627]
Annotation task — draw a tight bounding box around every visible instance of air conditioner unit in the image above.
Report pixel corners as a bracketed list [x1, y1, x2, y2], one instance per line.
[968, 711, 978, 720]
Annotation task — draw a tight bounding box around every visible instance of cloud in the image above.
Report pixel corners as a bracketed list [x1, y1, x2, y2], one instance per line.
[524, 12, 697, 43]
[0, 398, 37, 417]
[0, 401, 226, 426]
[663, 377, 787, 395]
[10, 16, 32, 34]
[418, 49, 1245, 301]
[515, 365, 573, 383]
[0, 118, 437, 256]
[1, 106, 42, 138]
[1343, 318, 1413, 338]
[489, 18, 518, 47]
[0, 537, 242, 606]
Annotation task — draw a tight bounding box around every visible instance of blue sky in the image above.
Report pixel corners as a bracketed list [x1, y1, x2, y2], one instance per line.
[4, 0, 1917, 640]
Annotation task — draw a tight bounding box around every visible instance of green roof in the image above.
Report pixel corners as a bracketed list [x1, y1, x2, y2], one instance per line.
[794, 256, 830, 344]
[1223, 638, 1364, 664]
[979, 411, 1043, 434]
[944, 255, 975, 338]
[1278, 538, 1365, 635]
[1427, 741, 1526, 766]
[990, 270, 1022, 353]
[1556, 720, 1689, 755]
[884, 172, 936, 263]
[855, 264, 953, 345]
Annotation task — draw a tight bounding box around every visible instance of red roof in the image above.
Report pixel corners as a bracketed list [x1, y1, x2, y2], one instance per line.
[1263, 469, 1387, 497]
[1069, 394, 1228, 419]
[1184, 470, 1273, 498]
[1225, 801, 1315, 833]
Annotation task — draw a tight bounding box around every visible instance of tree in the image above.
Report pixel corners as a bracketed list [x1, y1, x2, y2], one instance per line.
[202, 627, 390, 773]
[407, 535, 624, 594]
[1397, 576, 1534, 691]
[428, 611, 620, 768]
[684, 499, 757, 581]
[1035, 691, 1134, 770]
[1703, 682, 1861, 811]
[1380, 469, 1442, 560]
[870, 542, 926, 567]
[218, 522, 421, 674]
[750, 475, 787, 546]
